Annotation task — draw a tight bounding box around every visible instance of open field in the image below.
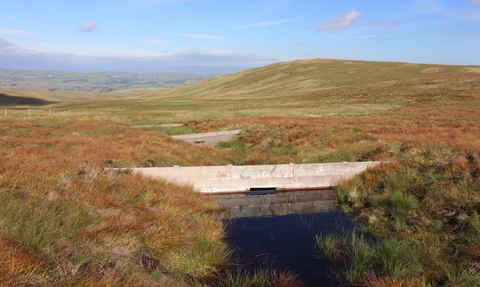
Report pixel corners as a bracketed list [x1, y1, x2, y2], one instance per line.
[1, 59, 480, 286]
[0, 69, 228, 93]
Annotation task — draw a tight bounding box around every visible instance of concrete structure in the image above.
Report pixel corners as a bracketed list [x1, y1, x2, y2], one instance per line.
[122, 161, 384, 194]
[214, 189, 337, 218]
[171, 130, 242, 146]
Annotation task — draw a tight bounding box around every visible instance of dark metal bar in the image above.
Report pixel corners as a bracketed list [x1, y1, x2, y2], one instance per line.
[249, 187, 276, 195]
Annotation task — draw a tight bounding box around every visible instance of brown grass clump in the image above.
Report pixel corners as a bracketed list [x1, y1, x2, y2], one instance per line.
[270, 269, 303, 287]
[0, 119, 231, 285]
[364, 274, 426, 287]
[0, 236, 47, 286]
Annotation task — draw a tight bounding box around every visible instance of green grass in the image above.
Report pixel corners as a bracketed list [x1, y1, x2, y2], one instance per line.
[0, 189, 99, 262]
[213, 267, 302, 287]
[325, 144, 480, 285]
[315, 227, 439, 285]
[371, 192, 419, 217]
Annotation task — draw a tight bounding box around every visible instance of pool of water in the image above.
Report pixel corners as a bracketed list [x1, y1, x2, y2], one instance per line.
[215, 190, 356, 287]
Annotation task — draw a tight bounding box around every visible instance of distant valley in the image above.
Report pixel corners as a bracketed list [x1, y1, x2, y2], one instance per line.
[0, 69, 229, 93]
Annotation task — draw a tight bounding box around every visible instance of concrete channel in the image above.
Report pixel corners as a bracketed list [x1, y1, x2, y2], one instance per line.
[170, 130, 242, 146]
[131, 125, 242, 146]
[121, 161, 384, 194]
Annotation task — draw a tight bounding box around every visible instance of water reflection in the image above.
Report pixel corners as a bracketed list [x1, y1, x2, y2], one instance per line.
[215, 190, 353, 287]
[213, 189, 337, 218]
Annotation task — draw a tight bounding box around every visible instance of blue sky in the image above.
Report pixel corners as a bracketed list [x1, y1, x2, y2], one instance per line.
[1, 0, 480, 72]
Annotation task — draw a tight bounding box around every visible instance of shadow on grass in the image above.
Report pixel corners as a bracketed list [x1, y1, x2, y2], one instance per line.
[0, 93, 58, 106]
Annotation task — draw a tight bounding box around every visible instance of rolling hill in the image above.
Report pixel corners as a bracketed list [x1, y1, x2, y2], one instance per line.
[130, 58, 480, 102]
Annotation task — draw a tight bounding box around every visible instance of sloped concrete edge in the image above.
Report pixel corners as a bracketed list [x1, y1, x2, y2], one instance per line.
[116, 161, 388, 194]
[171, 130, 242, 146]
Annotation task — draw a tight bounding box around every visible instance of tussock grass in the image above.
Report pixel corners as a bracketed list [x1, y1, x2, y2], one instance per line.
[213, 267, 303, 287]
[315, 227, 445, 285]
[0, 120, 233, 285]
[322, 145, 480, 285]
[0, 235, 47, 286]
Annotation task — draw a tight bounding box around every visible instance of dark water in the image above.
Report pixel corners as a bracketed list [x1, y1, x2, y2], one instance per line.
[215, 190, 356, 287]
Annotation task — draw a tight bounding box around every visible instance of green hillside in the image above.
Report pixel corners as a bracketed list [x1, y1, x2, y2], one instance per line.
[131, 58, 480, 101]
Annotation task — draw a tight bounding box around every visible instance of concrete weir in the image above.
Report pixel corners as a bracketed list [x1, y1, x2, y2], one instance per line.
[122, 161, 384, 194]
[171, 130, 242, 146]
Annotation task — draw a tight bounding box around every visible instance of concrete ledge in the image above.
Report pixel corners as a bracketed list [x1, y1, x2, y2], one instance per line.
[171, 130, 242, 146]
[119, 161, 386, 194]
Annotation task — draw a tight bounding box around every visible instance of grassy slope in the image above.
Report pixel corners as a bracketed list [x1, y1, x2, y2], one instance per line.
[1, 58, 480, 286]
[104, 58, 480, 125]
[131, 59, 479, 101]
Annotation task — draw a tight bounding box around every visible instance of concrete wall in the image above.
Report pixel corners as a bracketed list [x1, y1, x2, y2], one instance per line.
[214, 189, 336, 218]
[171, 130, 241, 146]
[122, 161, 384, 194]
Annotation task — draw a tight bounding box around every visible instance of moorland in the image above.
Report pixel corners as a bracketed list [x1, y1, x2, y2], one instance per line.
[1, 58, 480, 286]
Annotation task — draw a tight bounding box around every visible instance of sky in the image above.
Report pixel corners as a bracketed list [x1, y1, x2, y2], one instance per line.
[1, 0, 480, 73]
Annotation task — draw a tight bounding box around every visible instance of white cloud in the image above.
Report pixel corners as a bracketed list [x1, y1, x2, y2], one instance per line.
[398, 34, 480, 42]
[239, 19, 292, 28]
[179, 34, 223, 39]
[79, 21, 100, 33]
[143, 39, 174, 45]
[315, 9, 362, 31]
[0, 39, 276, 72]
[158, 14, 171, 26]
[0, 28, 40, 37]
[387, 21, 402, 27]
[368, 21, 388, 27]
[325, 35, 393, 40]
[153, 14, 172, 31]
[412, 0, 443, 14]
[0, 37, 19, 51]
[367, 20, 401, 27]
[412, 0, 480, 21]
